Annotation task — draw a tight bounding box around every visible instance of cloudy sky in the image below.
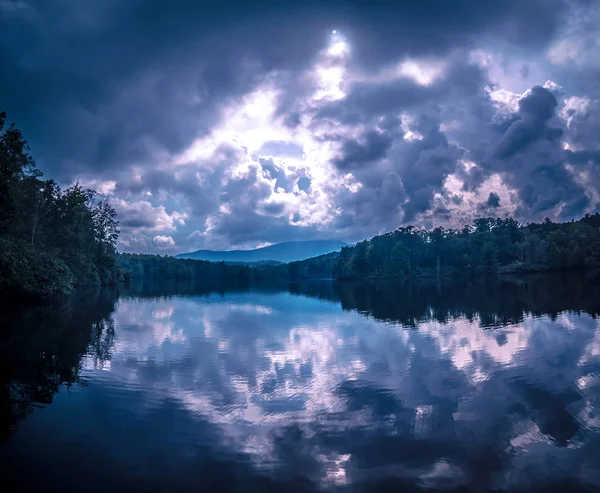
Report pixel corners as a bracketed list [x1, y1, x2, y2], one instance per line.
[1, 0, 599, 253]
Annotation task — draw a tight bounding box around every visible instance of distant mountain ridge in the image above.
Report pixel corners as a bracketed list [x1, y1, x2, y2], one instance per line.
[175, 240, 347, 264]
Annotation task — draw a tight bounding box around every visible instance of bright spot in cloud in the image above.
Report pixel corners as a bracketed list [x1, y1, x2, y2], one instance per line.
[488, 87, 521, 113]
[360, 57, 446, 86]
[328, 40, 350, 57]
[397, 59, 446, 86]
[461, 160, 477, 172]
[176, 86, 284, 161]
[314, 66, 346, 101]
[401, 113, 424, 141]
[241, 89, 277, 120]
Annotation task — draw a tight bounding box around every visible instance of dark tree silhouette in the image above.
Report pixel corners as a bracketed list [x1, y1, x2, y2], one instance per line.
[0, 112, 123, 296]
[333, 216, 600, 280]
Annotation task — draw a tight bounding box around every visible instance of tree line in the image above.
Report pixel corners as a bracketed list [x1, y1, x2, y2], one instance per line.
[118, 253, 251, 283]
[248, 251, 340, 282]
[0, 112, 122, 296]
[333, 215, 600, 280]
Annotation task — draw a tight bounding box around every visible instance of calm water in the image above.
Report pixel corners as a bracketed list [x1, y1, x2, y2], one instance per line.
[2, 273, 600, 492]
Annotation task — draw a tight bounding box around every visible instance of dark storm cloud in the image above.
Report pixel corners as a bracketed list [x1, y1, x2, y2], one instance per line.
[494, 86, 561, 159]
[487, 192, 501, 208]
[0, 0, 331, 179]
[436, 81, 594, 222]
[332, 130, 394, 170]
[478, 86, 591, 219]
[520, 85, 559, 121]
[477, 191, 502, 214]
[509, 155, 589, 220]
[567, 150, 600, 165]
[328, 111, 462, 235]
[311, 0, 578, 81]
[307, 55, 486, 230]
[0, 0, 577, 180]
[317, 79, 435, 126]
[315, 57, 485, 128]
[309, 56, 488, 234]
[322, 67, 595, 232]
[432, 204, 452, 220]
[330, 171, 406, 234]
[119, 216, 157, 229]
[565, 100, 600, 150]
[563, 100, 600, 201]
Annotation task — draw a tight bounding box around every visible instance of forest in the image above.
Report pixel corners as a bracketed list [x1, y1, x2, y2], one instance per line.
[334, 215, 600, 280]
[0, 112, 122, 297]
[118, 253, 251, 283]
[248, 251, 340, 282]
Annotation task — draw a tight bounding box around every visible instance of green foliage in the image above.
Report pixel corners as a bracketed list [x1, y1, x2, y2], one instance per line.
[117, 253, 252, 282]
[0, 112, 121, 297]
[250, 252, 340, 281]
[0, 237, 73, 296]
[334, 216, 600, 280]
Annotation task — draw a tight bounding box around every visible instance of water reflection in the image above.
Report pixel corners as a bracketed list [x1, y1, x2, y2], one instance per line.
[2, 273, 600, 492]
[0, 289, 117, 444]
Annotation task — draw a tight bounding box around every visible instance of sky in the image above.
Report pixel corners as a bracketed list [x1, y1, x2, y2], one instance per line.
[1, 0, 599, 254]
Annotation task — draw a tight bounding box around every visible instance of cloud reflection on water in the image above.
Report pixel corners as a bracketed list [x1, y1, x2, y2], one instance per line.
[77, 289, 600, 490]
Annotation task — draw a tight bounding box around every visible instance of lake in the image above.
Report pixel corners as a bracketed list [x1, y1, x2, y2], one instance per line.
[2, 273, 600, 492]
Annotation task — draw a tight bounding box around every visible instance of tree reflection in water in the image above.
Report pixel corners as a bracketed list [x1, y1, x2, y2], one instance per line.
[0, 289, 117, 443]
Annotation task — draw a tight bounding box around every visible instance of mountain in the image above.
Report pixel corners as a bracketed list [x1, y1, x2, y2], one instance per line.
[222, 260, 283, 267]
[175, 240, 347, 264]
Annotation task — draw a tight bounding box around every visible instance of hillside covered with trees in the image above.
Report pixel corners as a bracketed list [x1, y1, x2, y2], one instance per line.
[118, 253, 251, 283]
[334, 215, 600, 280]
[0, 112, 122, 297]
[248, 251, 340, 282]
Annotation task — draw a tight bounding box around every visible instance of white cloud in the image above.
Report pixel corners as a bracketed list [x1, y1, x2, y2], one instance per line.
[152, 235, 176, 247]
[397, 59, 447, 86]
[114, 199, 188, 233]
[560, 96, 590, 129]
